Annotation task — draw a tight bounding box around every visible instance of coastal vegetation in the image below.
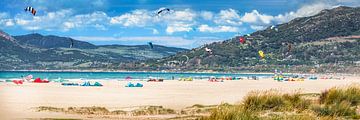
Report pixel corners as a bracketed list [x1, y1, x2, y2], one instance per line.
[202, 85, 360, 120]
[34, 85, 360, 120]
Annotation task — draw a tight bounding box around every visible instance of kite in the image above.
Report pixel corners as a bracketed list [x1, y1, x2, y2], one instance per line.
[205, 47, 213, 54]
[24, 6, 36, 16]
[157, 8, 170, 15]
[181, 55, 189, 64]
[148, 42, 154, 49]
[258, 50, 265, 59]
[270, 25, 278, 31]
[239, 37, 245, 44]
[70, 39, 74, 48]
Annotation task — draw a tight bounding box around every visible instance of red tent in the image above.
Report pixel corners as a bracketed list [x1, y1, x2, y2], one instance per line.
[33, 78, 49, 83]
[13, 80, 23, 85]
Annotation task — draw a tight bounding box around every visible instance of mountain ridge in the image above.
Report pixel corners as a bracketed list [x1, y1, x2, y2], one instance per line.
[145, 6, 360, 73]
[0, 32, 188, 70]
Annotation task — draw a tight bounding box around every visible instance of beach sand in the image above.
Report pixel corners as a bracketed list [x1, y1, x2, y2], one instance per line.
[0, 76, 359, 119]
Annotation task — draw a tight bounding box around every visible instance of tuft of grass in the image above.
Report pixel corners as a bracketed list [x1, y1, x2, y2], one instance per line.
[181, 104, 217, 115]
[320, 85, 360, 106]
[242, 90, 310, 112]
[200, 104, 259, 120]
[131, 106, 176, 116]
[312, 101, 357, 117]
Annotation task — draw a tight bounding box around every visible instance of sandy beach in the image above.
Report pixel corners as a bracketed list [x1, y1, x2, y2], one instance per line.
[0, 76, 359, 119]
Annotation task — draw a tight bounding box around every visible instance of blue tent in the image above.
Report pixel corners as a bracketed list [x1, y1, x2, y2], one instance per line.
[126, 82, 143, 87]
[135, 83, 143, 87]
[93, 82, 103, 86]
[81, 81, 91, 86]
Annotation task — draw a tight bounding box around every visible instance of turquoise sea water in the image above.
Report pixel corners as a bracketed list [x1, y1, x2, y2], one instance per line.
[0, 71, 273, 80]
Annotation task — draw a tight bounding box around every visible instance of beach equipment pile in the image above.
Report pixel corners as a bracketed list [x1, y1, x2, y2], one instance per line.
[179, 77, 193, 81]
[147, 78, 164, 82]
[61, 83, 79, 86]
[208, 77, 223, 82]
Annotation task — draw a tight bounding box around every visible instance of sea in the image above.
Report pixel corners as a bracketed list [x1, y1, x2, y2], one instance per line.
[0, 71, 273, 80]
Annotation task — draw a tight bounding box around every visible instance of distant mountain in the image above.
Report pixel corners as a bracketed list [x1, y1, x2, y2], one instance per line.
[148, 6, 360, 73]
[14, 34, 96, 49]
[0, 32, 187, 70]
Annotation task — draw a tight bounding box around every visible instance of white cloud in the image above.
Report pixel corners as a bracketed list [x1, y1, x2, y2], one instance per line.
[0, 12, 14, 27]
[161, 9, 196, 22]
[241, 10, 274, 24]
[200, 11, 214, 20]
[63, 11, 109, 31]
[0, 12, 9, 19]
[214, 9, 242, 26]
[166, 22, 194, 34]
[4, 20, 14, 27]
[11, 9, 110, 31]
[273, 2, 332, 23]
[14, 9, 73, 30]
[110, 9, 152, 27]
[198, 24, 238, 33]
[240, 2, 337, 30]
[250, 25, 266, 30]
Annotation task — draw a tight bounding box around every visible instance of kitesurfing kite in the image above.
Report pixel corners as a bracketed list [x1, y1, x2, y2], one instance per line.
[205, 47, 213, 55]
[70, 39, 74, 48]
[157, 8, 170, 16]
[270, 25, 278, 31]
[181, 55, 189, 64]
[24, 6, 36, 16]
[258, 50, 265, 59]
[239, 37, 246, 44]
[148, 42, 154, 49]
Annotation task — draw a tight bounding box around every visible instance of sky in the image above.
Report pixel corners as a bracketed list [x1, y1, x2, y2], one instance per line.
[1, 0, 360, 48]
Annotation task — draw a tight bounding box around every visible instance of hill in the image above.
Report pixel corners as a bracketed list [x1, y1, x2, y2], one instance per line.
[0, 32, 187, 70]
[147, 6, 360, 73]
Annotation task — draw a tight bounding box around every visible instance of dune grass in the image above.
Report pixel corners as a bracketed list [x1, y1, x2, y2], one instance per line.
[202, 85, 360, 120]
[242, 90, 311, 112]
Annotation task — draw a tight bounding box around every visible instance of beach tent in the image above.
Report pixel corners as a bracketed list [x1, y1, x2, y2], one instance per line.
[126, 82, 135, 87]
[125, 82, 143, 87]
[13, 80, 23, 85]
[309, 76, 317, 80]
[93, 82, 103, 86]
[81, 81, 103, 87]
[33, 78, 49, 83]
[135, 83, 143, 87]
[81, 81, 91, 86]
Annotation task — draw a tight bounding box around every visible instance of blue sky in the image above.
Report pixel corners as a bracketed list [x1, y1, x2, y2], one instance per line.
[1, 0, 360, 48]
